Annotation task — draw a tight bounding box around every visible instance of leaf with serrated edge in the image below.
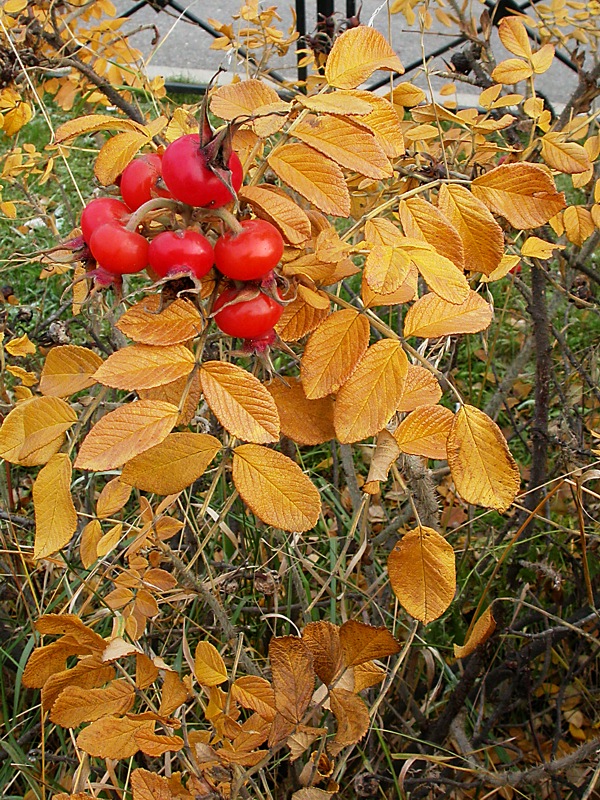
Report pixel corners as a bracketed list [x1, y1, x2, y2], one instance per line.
[404, 291, 492, 339]
[399, 197, 465, 270]
[471, 163, 567, 228]
[200, 361, 279, 444]
[94, 131, 148, 186]
[116, 297, 204, 346]
[438, 184, 503, 275]
[94, 344, 195, 391]
[39, 345, 103, 397]
[364, 245, 412, 294]
[210, 79, 280, 121]
[301, 309, 370, 399]
[34, 614, 105, 648]
[294, 115, 391, 179]
[454, 606, 496, 659]
[134, 729, 184, 757]
[388, 526, 456, 624]
[194, 641, 227, 686]
[268, 143, 350, 217]
[302, 621, 343, 686]
[394, 405, 453, 459]
[329, 689, 370, 754]
[275, 296, 330, 341]
[41, 655, 116, 711]
[397, 365, 442, 412]
[325, 26, 403, 89]
[346, 90, 404, 158]
[297, 92, 373, 115]
[76, 715, 154, 759]
[231, 676, 276, 721]
[19, 396, 77, 466]
[564, 206, 595, 247]
[266, 378, 335, 445]
[541, 134, 591, 174]
[362, 271, 417, 307]
[75, 400, 179, 471]
[54, 114, 144, 144]
[447, 404, 520, 511]
[159, 671, 191, 717]
[130, 769, 180, 800]
[406, 247, 468, 304]
[233, 444, 320, 532]
[80, 520, 102, 568]
[334, 340, 408, 444]
[96, 477, 132, 519]
[121, 432, 220, 495]
[138, 371, 201, 427]
[239, 185, 311, 245]
[269, 636, 314, 723]
[50, 679, 135, 727]
[33, 454, 77, 560]
[339, 620, 400, 666]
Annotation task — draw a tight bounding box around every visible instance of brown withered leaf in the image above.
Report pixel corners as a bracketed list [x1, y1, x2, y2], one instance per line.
[33, 454, 77, 560]
[96, 477, 132, 519]
[269, 636, 314, 723]
[399, 197, 464, 270]
[301, 309, 370, 399]
[138, 370, 201, 426]
[397, 365, 442, 412]
[275, 295, 329, 341]
[403, 291, 492, 339]
[302, 621, 343, 686]
[239, 185, 311, 245]
[388, 526, 456, 624]
[354, 662, 385, 692]
[23, 640, 87, 690]
[394, 404, 453, 460]
[268, 143, 350, 217]
[294, 115, 391, 179]
[471, 162, 567, 228]
[266, 378, 335, 445]
[363, 429, 401, 494]
[232, 444, 321, 532]
[447, 404, 520, 512]
[116, 296, 204, 346]
[39, 345, 103, 397]
[131, 769, 187, 800]
[121, 432, 221, 494]
[75, 400, 179, 471]
[292, 789, 335, 800]
[42, 655, 116, 711]
[437, 184, 504, 275]
[364, 245, 412, 294]
[200, 361, 280, 444]
[334, 339, 408, 444]
[329, 689, 370, 755]
[94, 344, 195, 391]
[159, 670, 191, 716]
[231, 676, 276, 721]
[194, 641, 228, 687]
[325, 26, 403, 89]
[339, 620, 400, 666]
[50, 678, 135, 727]
[135, 729, 184, 757]
[454, 606, 496, 659]
[35, 615, 106, 650]
[76, 714, 154, 759]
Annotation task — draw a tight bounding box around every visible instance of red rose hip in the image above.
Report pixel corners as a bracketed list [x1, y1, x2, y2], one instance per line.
[214, 219, 284, 281]
[148, 229, 214, 279]
[213, 287, 283, 339]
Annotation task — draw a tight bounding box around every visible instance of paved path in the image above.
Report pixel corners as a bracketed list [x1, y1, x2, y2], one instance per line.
[113, 0, 577, 109]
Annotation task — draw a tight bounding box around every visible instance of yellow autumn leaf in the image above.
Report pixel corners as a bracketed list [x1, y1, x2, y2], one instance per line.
[361, 270, 417, 307]
[346, 90, 404, 158]
[210, 79, 280, 122]
[74, 400, 179, 471]
[394, 404, 453, 459]
[96, 523, 123, 558]
[33, 454, 78, 560]
[116, 296, 204, 346]
[266, 378, 336, 446]
[399, 197, 465, 271]
[397, 365, 442, 412]
[364, 245, 412, 294]
[138, 371, 201, 427]
[80, 520, 102, 568]
[275, 295, 330, 341]
[497, 16, 532, 59]
[239, 185, 311, 245]
[454, 606, 496, 659]
[54, 114, 144, 144]
[406, 247, 469, 304]
[94, 131, 149, 186]
[391, 82, 426, 107]
[194, 641, 228, 686]
[39, 345, 103, 397]
[76, 715, 154, 759]
[16, 396, 77, 466]
[403, 290, 492, 339]
[96, 477, 132, 519]
[121, 432, 221, 494]
[301, 309, 370, 399]
[268, 143, 350, 217]
[231, 676, 276, 721]
[50, 679, 135, 727]
[93, 344, 195, 391]
[232, 444, 321, 531]
[297, 91, 372, 115]
[5, 333, 36, 357]
[541, 133, 592, 174]
[334, 340, 408, 444]
[293, 115, 391, 179]
[491, 58, 533, 84]
[200, 361, 280, 444]
[472, 162, 567, 230]
[437, 184, 504, 275]
[521, 236, 565, 259]
[325, 26, 404, 89]
[388, 526, 456, 624]
[564, 206, 595, 246]
[447, 404, 520, 511]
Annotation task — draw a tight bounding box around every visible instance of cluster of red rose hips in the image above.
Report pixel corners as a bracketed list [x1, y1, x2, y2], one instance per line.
[79, 132, 286, 347]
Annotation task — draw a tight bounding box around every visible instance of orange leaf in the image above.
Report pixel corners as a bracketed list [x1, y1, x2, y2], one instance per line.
[76, 715, 154, 759]
[239, 185, 311, 245]
[403, 290, 492, 339]
[50, 679, 135, 727]
[325, 26, 403, 89]
[339, 620, 400, 666]
[394, 404, 453, 459]
[397, 365, 442, 412]
[39, 345, 103, 397]
[266, 378, 335, 445]
[116, 297, 204, 346]
[269, 636, 314, 723]
[454, 606, 496, 659]
[33, 454, 77, 560]
[93, 344, 195, 391]
[302, 621, 343, 686]
[399, 197, 465, 270]
[329, 689, 370, 755]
